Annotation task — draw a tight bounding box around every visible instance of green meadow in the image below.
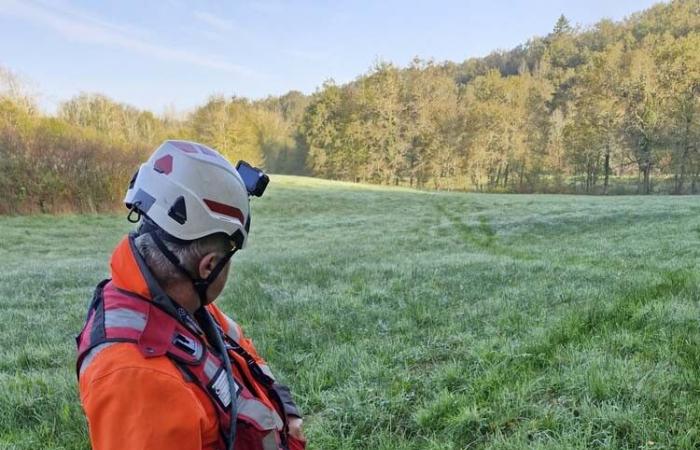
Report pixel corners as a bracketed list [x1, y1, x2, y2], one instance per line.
[1, 175, 700, 449]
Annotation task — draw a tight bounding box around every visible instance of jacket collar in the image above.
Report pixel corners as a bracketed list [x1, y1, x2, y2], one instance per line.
[110, 234, 181, 318]
[110, 234, 214, 336]
[110, 235, 151, 299]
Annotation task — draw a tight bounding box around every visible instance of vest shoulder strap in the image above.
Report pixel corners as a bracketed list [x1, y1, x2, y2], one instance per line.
[77, 281, 206, 374]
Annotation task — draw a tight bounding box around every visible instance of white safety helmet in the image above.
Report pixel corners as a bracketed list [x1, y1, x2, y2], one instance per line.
[125, 140, 250, 248]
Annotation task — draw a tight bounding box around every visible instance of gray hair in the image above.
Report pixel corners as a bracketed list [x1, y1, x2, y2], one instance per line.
[134, 230, 231, 286]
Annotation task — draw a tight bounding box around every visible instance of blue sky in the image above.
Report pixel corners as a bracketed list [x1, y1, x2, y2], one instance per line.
[0, 0, 662, 114]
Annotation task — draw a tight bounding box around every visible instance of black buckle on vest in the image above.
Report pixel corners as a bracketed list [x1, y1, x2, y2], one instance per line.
[173, 333, 198, 356]
[223, 335, 275, 387]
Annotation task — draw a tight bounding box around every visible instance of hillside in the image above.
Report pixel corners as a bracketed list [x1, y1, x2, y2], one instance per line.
[1, 0, 699, 215]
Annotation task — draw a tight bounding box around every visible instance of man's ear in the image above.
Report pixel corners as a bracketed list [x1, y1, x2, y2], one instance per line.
[198, 252, 219, 279]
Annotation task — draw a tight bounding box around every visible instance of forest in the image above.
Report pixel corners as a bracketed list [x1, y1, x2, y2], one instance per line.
[1, 0, 699, 213]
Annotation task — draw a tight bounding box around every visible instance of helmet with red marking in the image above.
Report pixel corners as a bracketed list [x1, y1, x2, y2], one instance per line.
[124, 140, 250, 248]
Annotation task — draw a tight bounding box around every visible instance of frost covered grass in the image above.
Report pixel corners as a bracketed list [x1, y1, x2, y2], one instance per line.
[1, 175, 700, 449]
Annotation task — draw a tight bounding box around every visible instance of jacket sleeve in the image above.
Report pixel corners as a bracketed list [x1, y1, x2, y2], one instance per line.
[80, 367, 209, 450]
[207, 304, 303, 418]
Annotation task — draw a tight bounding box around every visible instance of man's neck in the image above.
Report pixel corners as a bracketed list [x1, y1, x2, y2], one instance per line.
[163, 281, 200, 314]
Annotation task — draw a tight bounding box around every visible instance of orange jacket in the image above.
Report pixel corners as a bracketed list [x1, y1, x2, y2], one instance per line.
[77, 236, 300, 450]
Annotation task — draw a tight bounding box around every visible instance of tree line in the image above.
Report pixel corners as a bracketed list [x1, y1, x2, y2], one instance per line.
[1, 0, 699, 213]
[302, 1, 700, 194]
[0, 79, 310, 213]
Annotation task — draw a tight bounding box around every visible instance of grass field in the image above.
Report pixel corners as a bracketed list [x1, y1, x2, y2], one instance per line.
[1, 175, 700, 449]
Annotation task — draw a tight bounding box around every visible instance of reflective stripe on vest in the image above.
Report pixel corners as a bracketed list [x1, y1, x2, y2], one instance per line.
[76, 280, 285, 447]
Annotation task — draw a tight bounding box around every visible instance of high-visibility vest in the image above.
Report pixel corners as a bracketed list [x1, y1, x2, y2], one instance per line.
[76, 279, 288, 450]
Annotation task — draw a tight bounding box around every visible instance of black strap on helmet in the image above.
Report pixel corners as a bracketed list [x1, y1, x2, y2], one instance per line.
[148, 231, 237, 305]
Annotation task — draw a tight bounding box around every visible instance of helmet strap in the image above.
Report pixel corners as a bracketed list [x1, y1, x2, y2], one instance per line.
[150, 231, 239, 450]
[149, 231, 237, 306]
[192, 250, 236, 304]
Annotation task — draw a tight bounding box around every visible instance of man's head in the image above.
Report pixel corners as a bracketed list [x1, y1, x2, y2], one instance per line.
[134, 226, 232, 305]
[124, 140, 265, 311]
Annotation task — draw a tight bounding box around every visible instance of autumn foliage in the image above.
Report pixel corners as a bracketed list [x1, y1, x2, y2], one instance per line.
[1, 0, 699, 214]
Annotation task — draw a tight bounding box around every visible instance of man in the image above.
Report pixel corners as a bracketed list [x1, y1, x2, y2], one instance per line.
[75, 140, 305, 450]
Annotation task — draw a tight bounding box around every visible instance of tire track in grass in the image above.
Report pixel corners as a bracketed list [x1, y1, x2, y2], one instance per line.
[433, 201, 536, 262]
[418, 202, 697, 446]
[434, 199, 683, 275]
[434, 201, 497, 250]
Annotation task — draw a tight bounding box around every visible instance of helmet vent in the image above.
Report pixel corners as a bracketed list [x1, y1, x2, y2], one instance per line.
[168, 196, 188, 225]
[154, 155, 173, 174]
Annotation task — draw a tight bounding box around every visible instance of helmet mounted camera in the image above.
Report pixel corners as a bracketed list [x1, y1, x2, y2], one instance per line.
[236, 161, 268, 198]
